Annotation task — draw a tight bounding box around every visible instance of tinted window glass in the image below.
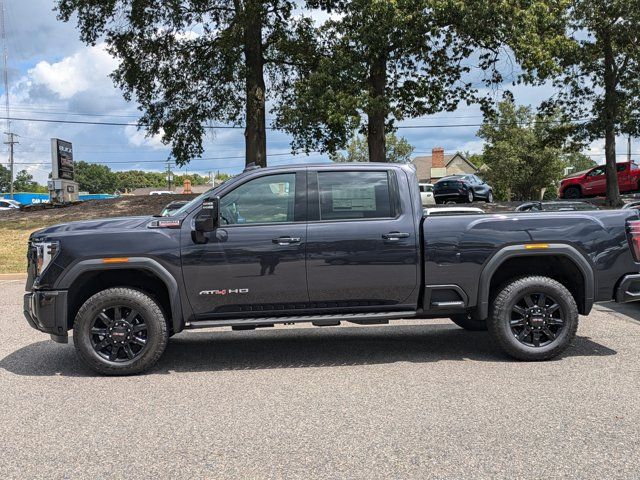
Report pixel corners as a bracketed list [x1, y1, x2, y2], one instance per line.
[318, 171, 393, 220]
[588, 167, 605, 177]
[220, 173, 296, 225]
[617, 164, 627, 172]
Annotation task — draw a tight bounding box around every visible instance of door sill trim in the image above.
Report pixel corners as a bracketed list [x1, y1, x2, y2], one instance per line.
[184, 311, 418, 329]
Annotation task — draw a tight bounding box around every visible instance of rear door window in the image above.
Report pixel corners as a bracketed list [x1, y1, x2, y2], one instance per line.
[317, 171, 394, 220]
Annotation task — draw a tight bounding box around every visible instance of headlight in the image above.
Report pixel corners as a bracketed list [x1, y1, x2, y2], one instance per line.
[33, 241, 60, 276]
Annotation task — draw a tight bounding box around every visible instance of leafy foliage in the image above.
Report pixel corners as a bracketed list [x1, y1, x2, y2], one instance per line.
[12, 170, 47, 193]
[541, 0, 640, 206]
[0, 164, 10, 192]
[57, 0, 310, 167]
[276, 0, 570, 161]
[75, 161, 118, 194]
[477, 98, 582, 201]
[330, 133, 415, 163]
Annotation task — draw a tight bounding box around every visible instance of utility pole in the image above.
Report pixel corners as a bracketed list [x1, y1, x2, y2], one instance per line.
[165, 161, 173, 191]
[4, 131, 17, 198]
[1, 0, 13, 198]
[628, 134, 632, 162]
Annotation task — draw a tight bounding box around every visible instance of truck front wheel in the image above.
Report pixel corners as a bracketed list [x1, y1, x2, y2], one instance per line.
[487, 276, 578, 361]
[73, 287, 169, 375]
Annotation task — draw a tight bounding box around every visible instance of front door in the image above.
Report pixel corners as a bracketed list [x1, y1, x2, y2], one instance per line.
[305, 169, 419, 308]
[181, 171, 308, 318]
[583, 166, 606, 196]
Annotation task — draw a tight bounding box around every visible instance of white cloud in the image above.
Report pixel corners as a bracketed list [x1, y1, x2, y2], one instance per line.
[29, 44, 118, 100]
[124, 125, 167, 150]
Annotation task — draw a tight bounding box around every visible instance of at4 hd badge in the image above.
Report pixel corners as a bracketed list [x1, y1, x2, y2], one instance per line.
[199, 288, 249, 296]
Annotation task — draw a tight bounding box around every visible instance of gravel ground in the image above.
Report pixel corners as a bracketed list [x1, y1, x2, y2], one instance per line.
[1, 280, 639, 479]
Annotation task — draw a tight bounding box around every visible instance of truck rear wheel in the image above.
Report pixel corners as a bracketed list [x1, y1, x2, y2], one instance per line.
[450, 313, 487, 331]
[487, 276, 578, 361]
[73, 288, 168, 375]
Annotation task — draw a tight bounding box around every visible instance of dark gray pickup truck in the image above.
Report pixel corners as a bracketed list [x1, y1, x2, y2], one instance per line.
[24, 163, 640, 374]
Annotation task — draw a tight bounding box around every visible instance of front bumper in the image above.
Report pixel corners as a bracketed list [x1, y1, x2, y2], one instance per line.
[615, 274, 640, 303]
[23, 290, 69, 343]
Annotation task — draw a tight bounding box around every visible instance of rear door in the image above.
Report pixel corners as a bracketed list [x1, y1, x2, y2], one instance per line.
[305, 167, 419, 308]
[618, 163, 632, 192]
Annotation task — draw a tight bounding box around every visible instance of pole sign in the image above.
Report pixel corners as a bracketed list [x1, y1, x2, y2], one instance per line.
[50, 139, 74, 180]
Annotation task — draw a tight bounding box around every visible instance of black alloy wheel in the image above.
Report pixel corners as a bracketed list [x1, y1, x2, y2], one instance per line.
[90, 305, 148, 362]
[509, 293, 564, 348]
[487, 276, 578, 361]
[74, 287, 168, 375]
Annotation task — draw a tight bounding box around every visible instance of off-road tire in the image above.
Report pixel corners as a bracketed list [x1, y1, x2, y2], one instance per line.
[450, 313, 487, 331]
[73, 288, 168, 375]
[487, 276, 578, 361]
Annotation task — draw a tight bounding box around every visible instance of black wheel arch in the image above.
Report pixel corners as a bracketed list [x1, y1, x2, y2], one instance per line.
[476, 244, 595, 320]
[56, 257, 184, 334]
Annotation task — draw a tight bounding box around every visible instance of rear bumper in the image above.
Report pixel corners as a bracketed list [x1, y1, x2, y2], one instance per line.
[434, 193, 464, 201]
[23, 290, 69, 343]
[615, 274, 640, 303]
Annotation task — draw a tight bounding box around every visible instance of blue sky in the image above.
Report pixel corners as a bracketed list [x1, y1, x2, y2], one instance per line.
[0, 1, 616, 185]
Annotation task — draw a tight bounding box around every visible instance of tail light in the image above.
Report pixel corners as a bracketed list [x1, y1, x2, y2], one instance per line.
[627, 220, 640, 262]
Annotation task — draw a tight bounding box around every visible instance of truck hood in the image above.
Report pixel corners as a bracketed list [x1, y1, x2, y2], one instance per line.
[562, 169, 590, 181]
[32, 216, 151, 237]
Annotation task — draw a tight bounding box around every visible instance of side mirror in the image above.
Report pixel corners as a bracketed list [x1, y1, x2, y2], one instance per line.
[194, 196, 219, 232]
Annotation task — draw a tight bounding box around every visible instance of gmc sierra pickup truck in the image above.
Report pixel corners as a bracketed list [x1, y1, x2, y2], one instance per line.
[24, 163, 640, 375]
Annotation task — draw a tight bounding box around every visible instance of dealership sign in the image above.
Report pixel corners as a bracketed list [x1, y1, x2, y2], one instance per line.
[50, 138, 74, 181]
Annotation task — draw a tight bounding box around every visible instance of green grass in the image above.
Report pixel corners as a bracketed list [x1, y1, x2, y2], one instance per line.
[0, 219, 49, 274]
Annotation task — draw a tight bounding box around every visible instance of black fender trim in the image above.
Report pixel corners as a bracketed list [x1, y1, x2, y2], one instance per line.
[55, 257, 184, 333]
[477, 244, 595, 320]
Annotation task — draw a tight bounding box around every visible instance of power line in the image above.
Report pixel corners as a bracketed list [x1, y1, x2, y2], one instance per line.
[0, 114, 599, 130]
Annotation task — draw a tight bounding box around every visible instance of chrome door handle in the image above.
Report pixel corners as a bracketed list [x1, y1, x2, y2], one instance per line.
[272, 236, 301, 245]
[382, 232, 410, 241]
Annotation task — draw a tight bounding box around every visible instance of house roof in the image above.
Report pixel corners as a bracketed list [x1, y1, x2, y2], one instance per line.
[412, 152, 477, 180]
[411, 154, 456, 181]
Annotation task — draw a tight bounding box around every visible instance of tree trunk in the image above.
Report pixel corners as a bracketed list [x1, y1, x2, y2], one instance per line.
[603, 31, 622, 207]
[243, 0, 267, 168]
[367, 55, 387, 162]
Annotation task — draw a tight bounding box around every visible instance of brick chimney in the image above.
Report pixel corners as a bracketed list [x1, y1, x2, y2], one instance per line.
[432, 147, 445, 168]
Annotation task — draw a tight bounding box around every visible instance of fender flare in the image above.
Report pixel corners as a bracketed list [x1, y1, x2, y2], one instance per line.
[56, 257, 183, 333]
[476, 244, 595, 320]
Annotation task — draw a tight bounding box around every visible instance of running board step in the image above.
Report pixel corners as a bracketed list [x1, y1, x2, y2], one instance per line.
[184, 311, 417, 330]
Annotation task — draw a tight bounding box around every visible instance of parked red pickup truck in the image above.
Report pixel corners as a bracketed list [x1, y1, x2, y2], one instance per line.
[559, 162, 640, 199]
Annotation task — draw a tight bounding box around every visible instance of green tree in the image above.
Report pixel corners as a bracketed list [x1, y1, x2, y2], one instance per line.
[277, 0, 569, 161]
[330, 133, 414, 163]
[12, 170, 43, 192]
[75, 161, 117, 194]
[563, 152, 597, 175]
[542, 0, 640, 206]
[57, 0, 312, 168]
[478, 99, 577, 201]
[0, 164, 10, 192]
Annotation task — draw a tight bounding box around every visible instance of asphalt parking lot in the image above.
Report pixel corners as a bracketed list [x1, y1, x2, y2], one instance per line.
[1, 280, 640, 479]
